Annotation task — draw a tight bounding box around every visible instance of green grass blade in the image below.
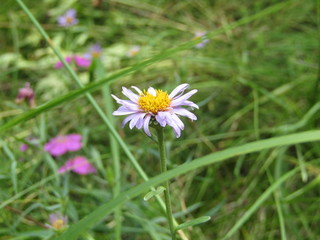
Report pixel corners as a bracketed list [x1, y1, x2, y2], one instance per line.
[175, 216, 211, 231]
[223, 169, 297, 240]
[95, 59, 122, 240]
[55, 130, 320, 240]
[0, 139, 18, 194]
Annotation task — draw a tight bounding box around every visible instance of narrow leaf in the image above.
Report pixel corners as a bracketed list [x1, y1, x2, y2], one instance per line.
[144, 186, 166, 201]
[175, 216, 211, 231]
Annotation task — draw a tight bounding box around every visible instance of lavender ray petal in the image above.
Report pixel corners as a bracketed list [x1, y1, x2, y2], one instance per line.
[143, 115, 151, 136]
[169, 83, 189, 99]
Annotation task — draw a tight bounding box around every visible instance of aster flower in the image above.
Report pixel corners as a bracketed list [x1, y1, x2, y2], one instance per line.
[44, 134, 82, 157]
[83, 44, 103, 59]
[58, 156, 96, 175]
[55, 55, 91, 69]
[112, 84, 198, 138]
[127, 45, 141, 57]
[193, 31, 209, 48]
[57, 9, 78, 27]
[48, 213, 68, 230]
[16, 82, 36, 107]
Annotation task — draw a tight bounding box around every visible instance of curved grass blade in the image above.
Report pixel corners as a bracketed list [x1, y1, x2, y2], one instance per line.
[222, 169, 297, 240]
[55, 130, 320, 240]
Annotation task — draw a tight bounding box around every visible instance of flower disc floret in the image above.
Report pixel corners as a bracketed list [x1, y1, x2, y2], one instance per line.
[138, 90, 171, 114]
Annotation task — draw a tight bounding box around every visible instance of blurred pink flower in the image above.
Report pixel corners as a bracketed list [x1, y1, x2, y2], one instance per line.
[48, 213, 68, 230]
[58, 156, 96, 175]
[57, 9, 78, 27]
[16, 82, 36, 107]
[44, 134, 82, 157]
[55, 56, 91, 69]
[20, 144, 28, 152]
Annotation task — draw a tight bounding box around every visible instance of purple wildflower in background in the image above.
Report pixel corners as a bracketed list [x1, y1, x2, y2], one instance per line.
[58, 156, 96, 175]
[16, 82, 36, 107]
[55, 56, 91, 69]
[20, 144, 28, 152]
[48, 213, 68, 230]
[74, 56, 91, 67]
[57, 9, 78, 27]
[112, 84, 198, 138]
[83, 44, 103, 59]
[127, 45, 141, 57]
[194, 31, 209, 48]
[44, 134, 82, 157]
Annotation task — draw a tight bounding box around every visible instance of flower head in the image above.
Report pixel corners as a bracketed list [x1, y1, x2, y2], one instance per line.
[58, 9, 78, 27]
[193, 31, 209, 48]
[20, 144, 28, 152]
[127, 45, 141, 57]
[44, 134, 82, 157]
[83, 44, 103, 59]
[112, 84, 198, 138]
[16, 82, 36, 107]
[55, 55, 91, 69]
[48, 213, 68, 230]
[58, 156, 96, 175]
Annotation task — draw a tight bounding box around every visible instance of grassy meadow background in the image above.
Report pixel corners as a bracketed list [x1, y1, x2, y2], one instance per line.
[0, 0, 319, 239]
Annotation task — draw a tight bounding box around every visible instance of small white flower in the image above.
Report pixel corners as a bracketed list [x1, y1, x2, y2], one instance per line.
[127, 45, 141, 57]
[112, 84, 198, 138]
[194, 31, 209, 48]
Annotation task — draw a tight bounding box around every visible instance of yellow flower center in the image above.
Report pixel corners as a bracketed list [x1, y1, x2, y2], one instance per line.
[138, 89, 171, 114]
[52, 219, 65, 230]
[92, 51, 100, 58]
[66, 16, 73, 24]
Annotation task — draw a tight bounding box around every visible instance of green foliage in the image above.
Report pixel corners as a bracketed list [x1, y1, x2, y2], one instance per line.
[0, 0, 319, 239]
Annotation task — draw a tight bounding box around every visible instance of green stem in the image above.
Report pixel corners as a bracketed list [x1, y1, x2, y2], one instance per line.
[156, 127, 176, 240]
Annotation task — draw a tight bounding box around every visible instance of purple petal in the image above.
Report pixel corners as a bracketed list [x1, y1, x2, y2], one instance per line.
[66, 140, 82, 152]
[169, 84, 189, 99]
[71, 156, 96, 175]
[57, 16, 67, 27]
[47, 143, 68, 157]
[172, 107, 197, 120]
[129, 113, 145, 129]
[181, 100, 199, 109]
[135, 114, 146, 129]
[171, 114, 184, 130]
[58, 160, 74, 174]
[112, 94, 139, 110]
[74, 56, 91, 68]
[122, 114, 137, 128]
[67, 134, 82, 141]
[168, 120, 181, 138]
[122, 87, 139, 103]
[113, 106, 138, 116]
[20, 144, 28, 152]
[143, 115, 151, 136]
[55, 56, 73, 69]
[171, 89, 198, 107]
[147, 87, 157, 96]
[65, 9, 76, 17]
[131, 86, 142, 95]
[155, 112, 167, 127]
